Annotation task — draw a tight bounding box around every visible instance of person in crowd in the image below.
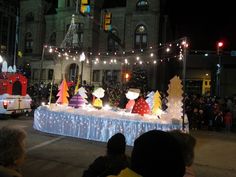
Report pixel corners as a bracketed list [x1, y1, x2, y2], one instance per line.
[82, 133, 130, 177]
[214, 111, 224, 131]
[224, 110, 233, 133]
[169, 130, 197, 177]
[108, 130, 185, 177]
[0, 126, 27, 177]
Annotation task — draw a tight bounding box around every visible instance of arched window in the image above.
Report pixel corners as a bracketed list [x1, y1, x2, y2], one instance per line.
[25, 12, 34, 22]
[107, 29, 119, 52]
[134, 25, 147, 49]
[136, 0, 149, 10]
[69, 63, 79, 82]
[49, 32, 56, 46]
[25, 32, 33, 53]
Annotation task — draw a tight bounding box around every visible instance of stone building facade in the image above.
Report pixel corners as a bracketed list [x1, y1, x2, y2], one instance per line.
[0, 0, 19, 64]
[18, 0, 164, 90]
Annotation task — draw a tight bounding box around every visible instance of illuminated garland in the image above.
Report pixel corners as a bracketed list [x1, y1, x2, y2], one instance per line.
[43, 37, 188, 65]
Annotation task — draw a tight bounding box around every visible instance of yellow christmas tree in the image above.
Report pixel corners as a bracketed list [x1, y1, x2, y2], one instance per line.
[74, 76, 80, 95]
[166, 75, 183, 119]
[152, 90, 162, 115]
[56, 79, 69, 105]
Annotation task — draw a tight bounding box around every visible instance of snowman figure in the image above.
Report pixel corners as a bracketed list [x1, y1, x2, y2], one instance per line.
[125, 88, 140, 112]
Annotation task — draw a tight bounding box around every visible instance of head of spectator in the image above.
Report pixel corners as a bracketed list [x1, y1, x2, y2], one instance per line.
[0, 126, 27, 173]
[131, 130, 185, 177]
[169, 130, 196, 166]
[107, 133, 126, 156]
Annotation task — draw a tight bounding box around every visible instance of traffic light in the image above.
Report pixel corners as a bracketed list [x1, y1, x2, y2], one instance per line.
[217, 41, 224, 55]
[103, 12, 112, 31]
[80, 0, 90, 15]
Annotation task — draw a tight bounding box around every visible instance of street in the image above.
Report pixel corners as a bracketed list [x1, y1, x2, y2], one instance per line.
[0, 116, 236, 177]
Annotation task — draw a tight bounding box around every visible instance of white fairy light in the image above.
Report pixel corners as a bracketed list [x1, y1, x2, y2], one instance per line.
[150, 53, 154, 57]
[153, 60, 157, 64]
[136, 56, 140, 61]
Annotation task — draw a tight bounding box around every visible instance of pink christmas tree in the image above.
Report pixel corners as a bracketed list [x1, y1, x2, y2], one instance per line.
[56, 79, 69, 105]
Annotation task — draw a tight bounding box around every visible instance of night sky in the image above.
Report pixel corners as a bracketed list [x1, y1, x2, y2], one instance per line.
[168, 0, 236, 50]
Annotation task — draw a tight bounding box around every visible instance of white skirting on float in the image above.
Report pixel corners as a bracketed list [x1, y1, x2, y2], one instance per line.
[33, 106, 183, 146]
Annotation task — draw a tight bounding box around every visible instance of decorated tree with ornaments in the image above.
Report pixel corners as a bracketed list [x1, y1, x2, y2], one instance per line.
[152, 90, 162, 115]
[132, 97, 151, 116]
[166, 76, 183, 119]
[56, 79, 69, 105]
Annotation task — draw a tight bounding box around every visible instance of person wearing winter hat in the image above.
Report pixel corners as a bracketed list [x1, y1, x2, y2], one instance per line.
[108, 130, 185, 177]
[83, 133, 130, 177]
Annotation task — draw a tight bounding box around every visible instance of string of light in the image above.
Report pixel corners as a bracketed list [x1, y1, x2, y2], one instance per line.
[43, 37, 188, 65]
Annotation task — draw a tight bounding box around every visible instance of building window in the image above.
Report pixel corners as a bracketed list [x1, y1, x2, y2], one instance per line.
[25, 32, 33, 53]
[49, 32, 56, 46]
[69, 63, 79, 82]
[93, 70, 100, 82]
[134, 25, 147, 49]
[107, 29, 119, 52]
[136, 0, 149, 10]
[25, 12, 34, 22]
[48, 69, 54, 80]
[104, 70, 120, 83]
[66, 0, 70, 7]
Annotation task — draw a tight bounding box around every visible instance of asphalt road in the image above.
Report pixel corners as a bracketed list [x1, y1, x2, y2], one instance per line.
[0, 116, 236, 177]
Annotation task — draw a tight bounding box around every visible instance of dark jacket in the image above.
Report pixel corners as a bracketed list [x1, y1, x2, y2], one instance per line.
[0, 165, 22, 177]
[82, 155, 130, 177]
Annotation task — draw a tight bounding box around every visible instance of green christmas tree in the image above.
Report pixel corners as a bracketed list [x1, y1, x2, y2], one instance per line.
[152, 90, 162, 115]
[166, 76, 183, 119]
[128, 66, 148, 92]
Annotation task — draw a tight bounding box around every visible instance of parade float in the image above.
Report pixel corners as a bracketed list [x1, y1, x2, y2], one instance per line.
[0, 61, 32, 116]
[34, 75, 188, 146]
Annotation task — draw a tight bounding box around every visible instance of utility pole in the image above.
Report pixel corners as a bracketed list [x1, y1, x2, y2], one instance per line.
[216, 41, 224, 97]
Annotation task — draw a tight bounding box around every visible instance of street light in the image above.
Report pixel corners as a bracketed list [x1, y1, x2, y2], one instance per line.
[216, 41, 224, 97]
[80, 52, 86, 83]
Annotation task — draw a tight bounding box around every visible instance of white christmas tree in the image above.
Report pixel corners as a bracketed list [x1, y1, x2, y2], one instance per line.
[166, 75, 183, 119]
[146, 91, 154, 110]
[13, 65, 16, 73]
[2, 61, 8, 72]
[8, 66, 13, 73]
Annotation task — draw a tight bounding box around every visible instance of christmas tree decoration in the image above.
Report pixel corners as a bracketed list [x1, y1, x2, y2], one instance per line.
[128, 66, 148, 91]
[74, 77, 80, 95]
[146, 91, 155, 110]
[56, 79, 69, 105]
[2, 61, 8, 72]
[92, 87, 105, 109]
[125, 88, 140, 111]
[152, 90, 162, 115]
[166, 75, 183, 119]
[68, 93, 85, 108]
[132, 97, 151, 116]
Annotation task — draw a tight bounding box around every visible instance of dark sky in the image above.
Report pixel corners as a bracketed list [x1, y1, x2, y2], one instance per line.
[168, 0, 236, 50]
